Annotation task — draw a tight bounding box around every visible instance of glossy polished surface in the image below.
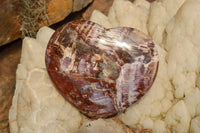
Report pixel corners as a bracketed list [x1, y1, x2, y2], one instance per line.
[45, 20, 159, 118]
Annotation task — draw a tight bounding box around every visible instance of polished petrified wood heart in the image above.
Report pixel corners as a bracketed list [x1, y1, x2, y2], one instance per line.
[45, 20, 159, 118]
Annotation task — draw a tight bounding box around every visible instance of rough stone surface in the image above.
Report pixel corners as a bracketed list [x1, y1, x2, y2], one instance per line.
[0, 0, 93, 46]
[73, 0, 93, 12]
[9, 27, 82, 133]
[83, 0, 114, 20]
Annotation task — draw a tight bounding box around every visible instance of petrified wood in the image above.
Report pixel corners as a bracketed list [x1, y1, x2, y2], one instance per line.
[46, 20, 159, 118]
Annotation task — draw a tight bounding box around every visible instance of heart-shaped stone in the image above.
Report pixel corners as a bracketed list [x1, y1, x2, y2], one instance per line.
[45, 20, 159, 118]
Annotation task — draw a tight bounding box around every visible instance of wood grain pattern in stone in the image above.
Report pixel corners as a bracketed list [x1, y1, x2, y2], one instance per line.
[46, 20, 159, 118]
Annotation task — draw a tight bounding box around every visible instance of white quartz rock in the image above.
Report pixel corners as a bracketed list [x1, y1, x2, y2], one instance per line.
[20, 38, 46, 70]
[90, 10, 112, 28]
[36, 26, 55, 47]
[91, 0, 150, 34]
[9, 27, 82, 133]
[166, 0, 200, 99]
[184, 88, 200, 118]
[77, 119, 125, 133]
[165, 100, 191, 133]
[190, 116, 200, 133]
[148, 0, 186, 46]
